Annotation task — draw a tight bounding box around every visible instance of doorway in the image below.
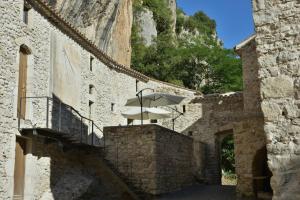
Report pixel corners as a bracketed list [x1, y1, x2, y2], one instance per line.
[13, 136, 27, 200]
[252, 147, 273, 199]
[217, 131, 236, 186]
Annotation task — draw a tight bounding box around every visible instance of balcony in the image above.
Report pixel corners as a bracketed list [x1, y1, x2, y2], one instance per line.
[18, 96, 104, 148]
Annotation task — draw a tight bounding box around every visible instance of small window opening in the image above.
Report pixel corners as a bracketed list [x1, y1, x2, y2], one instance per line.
[136, 80, 139, 92]
[89, 84, 94, 95]
[150, 119, 158, 124]
[188, 131, 193, 136]
[127, 119, 134, 125]
[111, 103, 115, 112]
[90, 56, 94, 71]
[89, 101, 94, 119]
[183, 105, 186, 113]
[23, 1, 31, 24]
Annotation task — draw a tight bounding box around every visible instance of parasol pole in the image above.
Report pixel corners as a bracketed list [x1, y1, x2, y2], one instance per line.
[136, 88, 154, 125]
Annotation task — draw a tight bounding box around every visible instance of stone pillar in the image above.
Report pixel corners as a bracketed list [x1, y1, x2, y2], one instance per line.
[252, 0, 300, 199]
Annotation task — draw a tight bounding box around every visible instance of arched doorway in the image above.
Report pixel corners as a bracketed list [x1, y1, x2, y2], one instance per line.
[252, 147, 273, 199]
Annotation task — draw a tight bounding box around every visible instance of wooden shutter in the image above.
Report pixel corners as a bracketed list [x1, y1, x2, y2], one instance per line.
[13, 137, 27, 200]
[17, 49, 28, 119]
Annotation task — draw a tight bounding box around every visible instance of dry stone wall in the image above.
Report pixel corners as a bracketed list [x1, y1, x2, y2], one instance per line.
[104, 125, 195, 195]
[252, 0, 300, 199]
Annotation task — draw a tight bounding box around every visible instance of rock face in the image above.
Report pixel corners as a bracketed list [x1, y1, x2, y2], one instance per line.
[135, 9, 157, 46]
[165, 0, 177, 34]
[46, 0, 132, 67]
[252, 0, 300, 199]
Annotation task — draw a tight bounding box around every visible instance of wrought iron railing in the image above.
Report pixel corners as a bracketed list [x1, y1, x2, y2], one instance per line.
[18, 96, 104, 147]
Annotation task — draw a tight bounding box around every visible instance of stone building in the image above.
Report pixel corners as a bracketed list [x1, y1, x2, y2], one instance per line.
[0, 0, 299, 199]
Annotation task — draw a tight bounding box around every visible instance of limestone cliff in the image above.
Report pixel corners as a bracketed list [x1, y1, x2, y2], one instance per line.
[46, 0, 132, 67]
[165, 0, 177, 34]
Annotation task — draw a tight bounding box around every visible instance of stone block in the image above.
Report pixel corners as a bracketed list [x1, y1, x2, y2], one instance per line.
[261, 75, 294, 98]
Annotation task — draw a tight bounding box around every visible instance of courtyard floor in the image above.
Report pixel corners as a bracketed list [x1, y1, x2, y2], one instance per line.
[157, 184, 254, 200]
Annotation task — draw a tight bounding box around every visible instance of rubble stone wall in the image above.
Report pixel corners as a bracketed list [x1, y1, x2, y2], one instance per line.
[182, 93, 244, 184]
[234, 37, 267, 197]
[252, 0, 300, 199]
[104, 125, 195, 195]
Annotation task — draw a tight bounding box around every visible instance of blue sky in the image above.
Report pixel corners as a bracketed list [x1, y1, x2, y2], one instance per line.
[177, 0, 255, 49]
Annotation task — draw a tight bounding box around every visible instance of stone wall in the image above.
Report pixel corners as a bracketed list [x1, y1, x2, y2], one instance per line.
[252, 0, 300, 199]
[187, 93, 244, 184]
[18, 135, 138, 200]
[234, 36, 267, 197]
[0, 0, 199, 198]
[104, 125, 195, 195]
[234, 118, 266, 197]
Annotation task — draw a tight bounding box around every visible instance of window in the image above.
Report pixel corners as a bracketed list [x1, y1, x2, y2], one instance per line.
[89, 101, 94, 119]
[111, 103, 115, 112]
[23, 1, 31, 24]
[90, 56, 94, 71]
[182, 105, 186, 113]
[127, 119, 134, 125]
[89, 84, 94, 94]
[150, 119, 158, 124]
[136, 80, 139, 92]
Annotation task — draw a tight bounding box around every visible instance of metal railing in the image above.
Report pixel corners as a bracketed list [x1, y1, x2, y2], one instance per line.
[18, 96, 104, 147]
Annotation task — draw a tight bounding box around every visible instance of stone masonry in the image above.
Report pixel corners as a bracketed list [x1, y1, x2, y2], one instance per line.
[0, 0, 199, 198]
[185, 92, 244, 184]
[234, 36, 267, 197]
[252, 0, 300, 199]
[104, 125, 195, 195]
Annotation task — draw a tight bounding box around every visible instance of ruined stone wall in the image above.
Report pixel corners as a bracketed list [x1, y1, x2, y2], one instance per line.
[252, 0, 300, 199]
[185, 93, 244, 184]
[104, 125, 195, 195]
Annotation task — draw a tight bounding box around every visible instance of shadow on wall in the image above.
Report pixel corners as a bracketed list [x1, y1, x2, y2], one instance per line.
[252, 147, 272, 198]
[23, 94, 125, 199]
[51, 94, 103, 146]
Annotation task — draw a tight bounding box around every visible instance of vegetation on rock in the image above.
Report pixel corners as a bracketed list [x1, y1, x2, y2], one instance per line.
[131, 1, 242, 94]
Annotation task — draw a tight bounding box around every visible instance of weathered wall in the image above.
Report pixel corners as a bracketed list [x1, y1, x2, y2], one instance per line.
[0, 0, 199, 198]
[104, 125, 195, 195]
[234, 118, 266, 197]
[19, 135, 137, 200]
[252, 0, 300, 199]
[234, 36, 267, 197]
[186, 93, 244, 184]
